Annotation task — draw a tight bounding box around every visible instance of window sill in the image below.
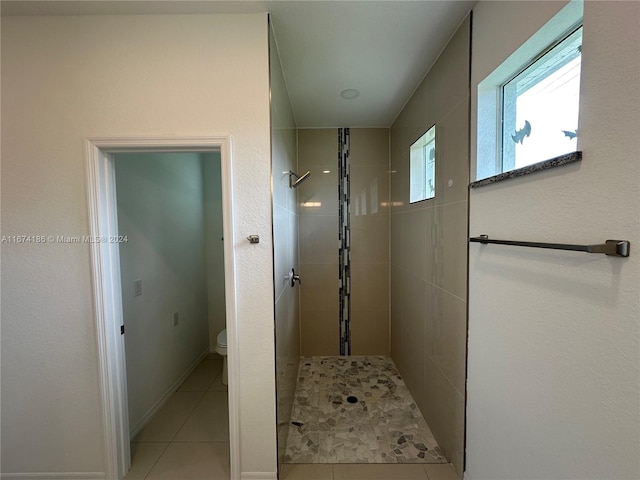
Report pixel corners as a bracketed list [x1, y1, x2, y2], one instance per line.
[470, 151, 582, 189]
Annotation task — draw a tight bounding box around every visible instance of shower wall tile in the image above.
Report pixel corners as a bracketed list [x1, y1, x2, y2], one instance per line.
[298, 215, 338, 265]
[298, 128, 337, 168]
[300, 309, 339, 356]
[350, 128, 389, 166]
[422, 354, 465, 477]
[389, 16, 470, 478]
[295, 166, 338, 217]
[390, 213, 404, 268]
[299, 264, 339, 312]
[436, 98, 471, 207]
[350, 215, 389, 264]
[349, 164, 390, 216]
[350, 263, 389, 313]
[350, 308, 389, 355]
[390, 265, 404, 361]
[426, 287, 467, 395]
[437, 201, 468, 299]
[399, 273, 427, 407]
[401, 209, 427, 281]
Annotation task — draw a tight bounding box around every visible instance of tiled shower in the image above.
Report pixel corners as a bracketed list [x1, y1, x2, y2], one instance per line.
[271, 15, 471, 479]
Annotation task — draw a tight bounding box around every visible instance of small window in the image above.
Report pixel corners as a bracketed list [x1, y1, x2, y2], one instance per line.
[502, 26, 582, 172]
[409, 126, 436, 203]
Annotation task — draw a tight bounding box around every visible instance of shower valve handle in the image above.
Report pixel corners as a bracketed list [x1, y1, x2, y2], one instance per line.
[290, 268, 301, 287]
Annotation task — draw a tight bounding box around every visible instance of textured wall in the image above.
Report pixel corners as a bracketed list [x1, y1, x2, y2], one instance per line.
[270, 25, 300, 469]
[466, 1, 640, 479]
[390, 16, 471, 477]
[0, 13, 275, 477]
[115, 152, 209, 432]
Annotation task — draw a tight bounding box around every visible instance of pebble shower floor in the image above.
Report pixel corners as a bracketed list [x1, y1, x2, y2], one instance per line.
[284, 356, 447, 464]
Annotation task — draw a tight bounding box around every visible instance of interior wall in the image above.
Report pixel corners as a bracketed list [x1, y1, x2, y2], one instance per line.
[202, 152, 226, 350]
[114, 152, 209, 432]
[269, 24, 300, 469]
[466, 2, 640, 479]
[390, 16, 471, 477]
[297, 128, 391, 356]
[0, 13, 276, 477]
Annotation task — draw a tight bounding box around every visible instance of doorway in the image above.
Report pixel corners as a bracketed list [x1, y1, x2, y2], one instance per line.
[85, 137, 239, 479]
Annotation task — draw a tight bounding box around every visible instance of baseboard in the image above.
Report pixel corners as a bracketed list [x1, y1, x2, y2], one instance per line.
[240, 472, 277, 480]
[1, 473, 105, 480]
[129, 348, 210, 438]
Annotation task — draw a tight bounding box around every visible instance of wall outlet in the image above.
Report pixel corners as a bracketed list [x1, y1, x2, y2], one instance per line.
[134, 279, 142, 297]
[173, 312, 179, 326]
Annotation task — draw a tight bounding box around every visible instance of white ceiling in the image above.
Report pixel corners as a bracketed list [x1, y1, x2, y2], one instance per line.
[2, 0, 476, 127]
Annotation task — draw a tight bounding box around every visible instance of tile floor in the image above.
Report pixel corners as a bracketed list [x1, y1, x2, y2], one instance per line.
[124, 354, 460, 480]
[124, 353, 229, 480]
[285, 356, 447, 464]
[280, 463, 460, 480]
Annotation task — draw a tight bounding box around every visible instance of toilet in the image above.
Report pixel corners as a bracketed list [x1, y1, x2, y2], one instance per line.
[215, 329, 228, 385]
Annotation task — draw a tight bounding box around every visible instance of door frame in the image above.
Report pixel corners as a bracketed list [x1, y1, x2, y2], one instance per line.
[85, 136, 239, 479]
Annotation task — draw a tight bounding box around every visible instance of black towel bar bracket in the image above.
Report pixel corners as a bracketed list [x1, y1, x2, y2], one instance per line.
[470, 235, 630, 257]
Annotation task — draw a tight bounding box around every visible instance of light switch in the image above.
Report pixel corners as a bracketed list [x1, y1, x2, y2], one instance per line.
[134, 279, 142, 296]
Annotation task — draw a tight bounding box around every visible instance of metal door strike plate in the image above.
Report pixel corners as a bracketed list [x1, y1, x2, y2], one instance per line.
[247, 235, 260, 244]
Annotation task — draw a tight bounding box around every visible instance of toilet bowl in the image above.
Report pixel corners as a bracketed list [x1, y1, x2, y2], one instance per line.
[215, 329, 228, 385]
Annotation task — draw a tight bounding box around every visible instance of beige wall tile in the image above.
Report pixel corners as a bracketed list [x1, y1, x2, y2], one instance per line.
[390, 212, 404, 268]
[402, 209, 427, 280]
[350, 164, 390, 216]
[400, 274, 427, 406]
[390, 265, 404, 361]
[351, 263, 389, 312]
[426, 288, 467, 395]
[299, 215, 339, 265]
[436, 98, 470, 207]
[350, 215, 389, 264]
[350, 128, 390, 166]
[296, 166, 337, 216]
[301, 309, 340, 356]
[438, 202, 468, 299]
[298, 129, 338, 168]
[299, 263, 340, 312]
[422, 354, 465, 477]
[351, 307, 390, 355]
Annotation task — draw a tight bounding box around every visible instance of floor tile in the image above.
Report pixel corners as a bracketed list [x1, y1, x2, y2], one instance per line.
[280, 464, 334, 480]
[285, 356, 446, 464]
[133, 391, 205, 442]
[178, 355, 223, 392]
[424, 464, 460, 480]
[208, 370, 229, 392]
[333, 464, 429, 480]
[173, 391, 229, 442]
[145, 442, 230, 480]
[123, 442, 168, 479]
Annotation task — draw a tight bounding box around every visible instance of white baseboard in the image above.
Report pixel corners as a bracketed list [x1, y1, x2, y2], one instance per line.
[240, 473, 277, 480]
[129, 348, 210, 438]
[1, 473, 105, 479]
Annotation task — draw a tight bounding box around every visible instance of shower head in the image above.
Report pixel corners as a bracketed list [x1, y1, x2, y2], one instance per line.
[289, 170, 311, 188]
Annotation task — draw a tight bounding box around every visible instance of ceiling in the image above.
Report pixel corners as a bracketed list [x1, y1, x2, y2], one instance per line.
[2, 0, 476, 127]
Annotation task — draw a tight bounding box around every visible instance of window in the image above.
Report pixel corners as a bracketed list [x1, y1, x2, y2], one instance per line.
[501, 26, 582, 171]
[409, 125, 436, 203]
